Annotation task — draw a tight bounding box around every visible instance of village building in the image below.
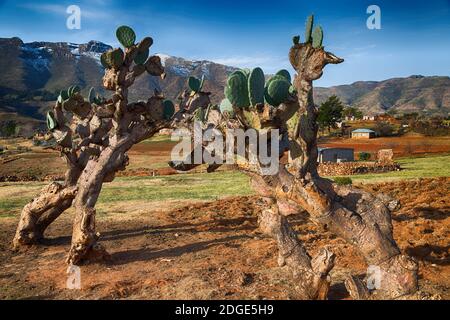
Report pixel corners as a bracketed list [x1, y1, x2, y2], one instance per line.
[351, 128, 376, 139]
[317, 147, 354, 163]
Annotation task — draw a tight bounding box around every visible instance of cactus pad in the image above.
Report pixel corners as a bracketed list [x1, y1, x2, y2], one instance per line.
[264, 76, 290, 106]
[312, 26, 323, 48]
[100, 52, 110, 69]
[219, 98, 234, 117]
[116, 25, 136, 48]
[305, 15, 314, 43]
[248, 67, 265, 106]
[188, 76, 202, 93]
[275, 69, 291, 83]
[163, 99, 175, 120]
[134, 48, 149, 65]
[47, 111, 57, 130]
[138, 37, 153, 51]
[60, 89, 69, 101]
[88, 87, 96, 103]
[225, 71, 249, 108]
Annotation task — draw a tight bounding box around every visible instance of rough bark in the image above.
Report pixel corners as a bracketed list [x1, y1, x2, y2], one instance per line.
[13, 29, 173, 266]
[258, 198, 335, 299]
[12, 182, 77, 247]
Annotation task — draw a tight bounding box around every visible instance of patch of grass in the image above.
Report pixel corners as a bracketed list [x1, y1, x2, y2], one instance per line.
[333, 177, 352, 185]
[0, 198, 30, 216]
[140, 134, 174, 143]
[98, 171, 253, 203]
[338, 154, 450, 183]
[0, 182, 44, 217]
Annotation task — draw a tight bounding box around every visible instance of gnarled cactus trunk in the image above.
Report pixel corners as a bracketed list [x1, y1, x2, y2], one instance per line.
[171, 14, 419, 299]
[12, 153, 80, 248]
[13, 26, 175, 265]
[284, 25, 419, 298]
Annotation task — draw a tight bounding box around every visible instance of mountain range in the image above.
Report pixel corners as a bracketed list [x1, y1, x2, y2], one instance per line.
[0, 37, 448, 129]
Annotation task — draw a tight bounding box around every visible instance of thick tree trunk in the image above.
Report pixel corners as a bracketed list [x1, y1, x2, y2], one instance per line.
[66, 133, 140, 265]
[258, 198, 335, 299]
[12, 183, 77, 248]
[273, 166, 418, 299]
[12, 152, 81, 248]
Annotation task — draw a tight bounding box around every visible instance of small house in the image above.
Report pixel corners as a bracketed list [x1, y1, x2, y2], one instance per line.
[352, 128, 376, 139]
[317, 147, 354, 163]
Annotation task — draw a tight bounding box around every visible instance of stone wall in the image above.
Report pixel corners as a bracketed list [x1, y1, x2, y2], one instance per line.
[318, 161, 401, 176]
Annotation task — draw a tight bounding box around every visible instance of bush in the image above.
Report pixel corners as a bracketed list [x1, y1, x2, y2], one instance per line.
[359, 152, 371, 161]
[374, 121, 394, 136]
[333, 177, 352, 185]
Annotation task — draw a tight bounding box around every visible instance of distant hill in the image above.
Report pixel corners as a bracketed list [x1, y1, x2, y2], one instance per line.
[0, 37, 448, 131]
[315, 75, 450, 117]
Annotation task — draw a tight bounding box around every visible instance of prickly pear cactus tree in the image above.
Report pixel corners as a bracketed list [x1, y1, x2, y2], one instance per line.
[178, 75, 212, 114]
[13, 26, 175, 265]
[173, 15, 419, 300]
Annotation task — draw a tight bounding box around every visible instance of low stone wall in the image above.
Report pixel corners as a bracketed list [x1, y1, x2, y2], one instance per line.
[318, 161, 401, 176]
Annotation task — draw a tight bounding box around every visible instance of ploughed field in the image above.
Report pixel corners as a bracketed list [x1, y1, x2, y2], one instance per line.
[0, 136, 448, 299]
[320, 134, 450, 158]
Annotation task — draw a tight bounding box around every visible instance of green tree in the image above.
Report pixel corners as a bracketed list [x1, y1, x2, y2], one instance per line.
[343, 106, 363, 119]
[317, 95, 344, 133]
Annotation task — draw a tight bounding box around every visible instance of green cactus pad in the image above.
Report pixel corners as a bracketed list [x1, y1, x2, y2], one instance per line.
[305, 15, 314, 43]
[229, 70, 247, 80]
[199, 75, 205, 92]
[312, 26, 323, 48]
[100, 52, 110, 69]
[225, 71, 249, 108]
[46, 111, 57, 130]
[109, 48, 124, 69]
[248, 67, 265, 106]
[188, 76, 201, 93]
[134, 48, 149, 65]
[241, 68, 251, 79]
[265, 76, 290, 106]
[138, 37, 153, 51]
[219, 98, 234, 117]
[292, 35, 300, 45]
[163, 99, 175, 120]
[73, 85, 81, 95]
[60, 89, 69, 101]
[68, 85, 80, 98]
[275, 69, 291, 83]
[111, 48, 125, 69]
[88, 87, 96, 103]
[116, 25, 136, 48]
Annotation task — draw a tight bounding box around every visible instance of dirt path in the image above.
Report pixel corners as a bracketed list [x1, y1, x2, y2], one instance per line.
[0, 178, 448, 299]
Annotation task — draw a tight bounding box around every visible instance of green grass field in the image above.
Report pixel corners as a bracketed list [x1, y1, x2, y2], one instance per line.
[332, 154, 450, 183]
[0, 154, 448, 217]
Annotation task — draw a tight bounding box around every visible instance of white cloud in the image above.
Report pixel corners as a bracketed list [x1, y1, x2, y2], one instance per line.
[19, 2, 109, 19]
[206, 55, 289, 73]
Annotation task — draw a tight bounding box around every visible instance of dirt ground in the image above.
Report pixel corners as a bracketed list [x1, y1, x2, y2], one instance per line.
[0, 178, 448, 300]
[320, 134, 450, 158]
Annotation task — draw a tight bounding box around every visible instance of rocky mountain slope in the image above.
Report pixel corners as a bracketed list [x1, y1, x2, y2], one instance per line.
[315, 75, 450, 116]
[0, 37, 448, 130]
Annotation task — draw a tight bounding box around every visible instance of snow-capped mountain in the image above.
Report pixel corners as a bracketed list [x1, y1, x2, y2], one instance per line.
[0, 37, 237, 125]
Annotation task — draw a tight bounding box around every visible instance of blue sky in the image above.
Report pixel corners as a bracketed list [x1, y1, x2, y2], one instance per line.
[0, 0, 449, 86]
